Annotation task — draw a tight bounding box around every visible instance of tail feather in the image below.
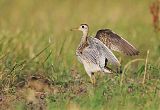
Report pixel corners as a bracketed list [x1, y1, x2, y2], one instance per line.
[104, 66, 116, 73]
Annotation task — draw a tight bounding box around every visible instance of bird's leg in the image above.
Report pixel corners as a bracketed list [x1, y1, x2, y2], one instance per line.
[90, 72, 96, 85]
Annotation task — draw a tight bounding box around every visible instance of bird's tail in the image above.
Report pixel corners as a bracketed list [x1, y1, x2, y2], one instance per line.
[104, 65, 122, 74]
[104, 66, 116, 73]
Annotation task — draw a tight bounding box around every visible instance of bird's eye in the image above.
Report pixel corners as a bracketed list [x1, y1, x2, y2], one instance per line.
[82, 26, 84, 28]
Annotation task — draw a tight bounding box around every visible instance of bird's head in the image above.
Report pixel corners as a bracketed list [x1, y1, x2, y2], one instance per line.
[71, 24, 89, 35]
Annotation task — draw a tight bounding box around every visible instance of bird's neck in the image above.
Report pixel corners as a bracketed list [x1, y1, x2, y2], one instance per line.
[80, 31, 88, 44]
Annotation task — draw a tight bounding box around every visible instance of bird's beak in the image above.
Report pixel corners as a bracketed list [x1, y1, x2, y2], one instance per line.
[70, 27, 79, 31]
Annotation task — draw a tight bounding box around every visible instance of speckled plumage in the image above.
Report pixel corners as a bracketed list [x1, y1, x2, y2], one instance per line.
[75, 28, 120, 78]
[95, 29, 139, 56]
[76, 37, 120, 77]
[72, 24, 130, 84]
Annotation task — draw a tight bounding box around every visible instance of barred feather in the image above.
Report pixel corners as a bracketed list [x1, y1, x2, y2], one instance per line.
[95, 29, 139, 56]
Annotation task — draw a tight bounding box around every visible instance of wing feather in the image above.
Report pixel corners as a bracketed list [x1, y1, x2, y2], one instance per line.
[95, 29, 139, 56]
[87, 37, 120, 67]
[81, 48, 99, 64]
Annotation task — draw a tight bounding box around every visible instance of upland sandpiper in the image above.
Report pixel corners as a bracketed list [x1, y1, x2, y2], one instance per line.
[71, 24, 130, 84]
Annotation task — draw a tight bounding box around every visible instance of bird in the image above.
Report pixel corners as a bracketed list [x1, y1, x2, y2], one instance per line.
[71, 24, 122, 85]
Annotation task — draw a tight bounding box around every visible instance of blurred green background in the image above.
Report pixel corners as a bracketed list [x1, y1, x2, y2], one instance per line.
[0, 0, 159, 63]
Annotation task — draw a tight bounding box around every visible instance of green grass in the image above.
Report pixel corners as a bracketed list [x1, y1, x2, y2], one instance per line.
[0, 0, 160, 110]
